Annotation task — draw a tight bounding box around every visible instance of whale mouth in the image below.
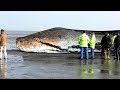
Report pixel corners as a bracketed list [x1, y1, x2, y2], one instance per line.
[40, 41, 68, 52]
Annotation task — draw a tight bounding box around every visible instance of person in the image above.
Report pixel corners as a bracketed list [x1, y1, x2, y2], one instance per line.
[111, 33, 117, 57]
[78, 31, 89, 60]
[101, 33, 112, 60]
[111, 33, 117, 47]
[0, 29, 8, 59]
[114, 33, 120, 60]
[89, 32, 96, 59]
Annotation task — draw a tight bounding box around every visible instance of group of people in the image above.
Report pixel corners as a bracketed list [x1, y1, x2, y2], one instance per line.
[78, 31, 96, 60]
[101, 32, 120, 60]
[78, 30, 120, 60]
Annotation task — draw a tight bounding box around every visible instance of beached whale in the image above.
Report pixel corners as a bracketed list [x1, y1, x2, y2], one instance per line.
[16, 27, 118, 53]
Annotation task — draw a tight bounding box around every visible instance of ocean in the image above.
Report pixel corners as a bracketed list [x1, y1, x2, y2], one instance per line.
[6, 31, 37, 50]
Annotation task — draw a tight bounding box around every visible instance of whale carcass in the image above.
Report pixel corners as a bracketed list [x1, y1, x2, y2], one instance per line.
[16, 27, 115, 53]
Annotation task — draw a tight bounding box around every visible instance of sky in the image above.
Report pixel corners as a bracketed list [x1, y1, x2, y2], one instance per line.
[0, 11, 120, 31]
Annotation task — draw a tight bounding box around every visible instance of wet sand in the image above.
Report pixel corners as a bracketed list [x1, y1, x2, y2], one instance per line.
[0, 50, 120, 79]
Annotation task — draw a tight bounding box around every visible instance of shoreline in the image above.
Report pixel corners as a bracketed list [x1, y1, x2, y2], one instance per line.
[6, 49, 110, 60]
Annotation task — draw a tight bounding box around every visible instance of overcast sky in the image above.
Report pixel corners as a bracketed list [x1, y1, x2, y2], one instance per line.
[0, 11, 120, 31]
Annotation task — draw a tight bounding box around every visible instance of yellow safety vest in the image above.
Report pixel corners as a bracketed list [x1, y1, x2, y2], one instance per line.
[111, 35, 117, 47]
[89, 34, 96, 49]
[78, 33, 89, 47]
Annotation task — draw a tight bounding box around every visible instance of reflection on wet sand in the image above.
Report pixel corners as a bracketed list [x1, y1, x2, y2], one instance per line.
[101, 60, 112, 75]
[78, 60, 95, 79]
[100, 60, 120, 78]
[0, 59, 7, 79]
[4, 50, 120, 79]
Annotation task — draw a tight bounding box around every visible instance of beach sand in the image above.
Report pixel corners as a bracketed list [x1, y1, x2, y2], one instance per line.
[0, 50, 120, 79]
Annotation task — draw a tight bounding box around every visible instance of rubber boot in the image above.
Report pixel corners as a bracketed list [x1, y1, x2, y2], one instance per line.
[104, 50, 107, 60]
[107, 50, 110, 60]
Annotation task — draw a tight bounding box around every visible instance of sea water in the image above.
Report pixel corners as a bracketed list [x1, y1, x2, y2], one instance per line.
[6, 30, 37, 50]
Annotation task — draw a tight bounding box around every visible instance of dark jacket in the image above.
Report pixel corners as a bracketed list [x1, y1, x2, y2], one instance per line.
[101, 35, 111, 48]
[114, 35, 120, 48]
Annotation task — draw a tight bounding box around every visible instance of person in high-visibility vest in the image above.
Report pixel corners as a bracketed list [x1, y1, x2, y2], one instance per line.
[112, 33, 117, 47]
[89, 32, 96, 59]
[111, 33, 117, 58]
[78, 31, 89, 60]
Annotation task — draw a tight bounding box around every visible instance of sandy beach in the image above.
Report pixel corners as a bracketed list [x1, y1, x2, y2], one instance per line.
[0, 50, 120, 79]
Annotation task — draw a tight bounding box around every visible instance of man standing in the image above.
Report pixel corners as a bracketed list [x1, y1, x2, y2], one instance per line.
[101, 33, 111, 60]
[111, 33, 117, 57]
[111, 33, 117, 47]
[114, 33, 120, 60]
[0, 29, 8, 59]
[78, 31, 89, 60]
[89, 32, 96, 59]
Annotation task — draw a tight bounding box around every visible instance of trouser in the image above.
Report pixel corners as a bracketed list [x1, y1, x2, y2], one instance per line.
[0, 46, 7, 59]
[80, 47, 88, 60]
[115, 47, 120, 60]
[112, 47, 116, 56]
[104, 48, 110, 59]
[90, 48, 94, 59]
[101, 46, 104, 56]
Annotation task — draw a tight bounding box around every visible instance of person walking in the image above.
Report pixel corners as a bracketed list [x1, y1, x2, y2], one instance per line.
[89, 32, 96, 59]
[0, 29, 8, 59]
[101, 33, 112, 60]
[78, 31, 89, 60]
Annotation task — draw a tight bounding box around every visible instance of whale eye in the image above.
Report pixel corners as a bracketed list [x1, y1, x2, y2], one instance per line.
[58, 35, 62, 39]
